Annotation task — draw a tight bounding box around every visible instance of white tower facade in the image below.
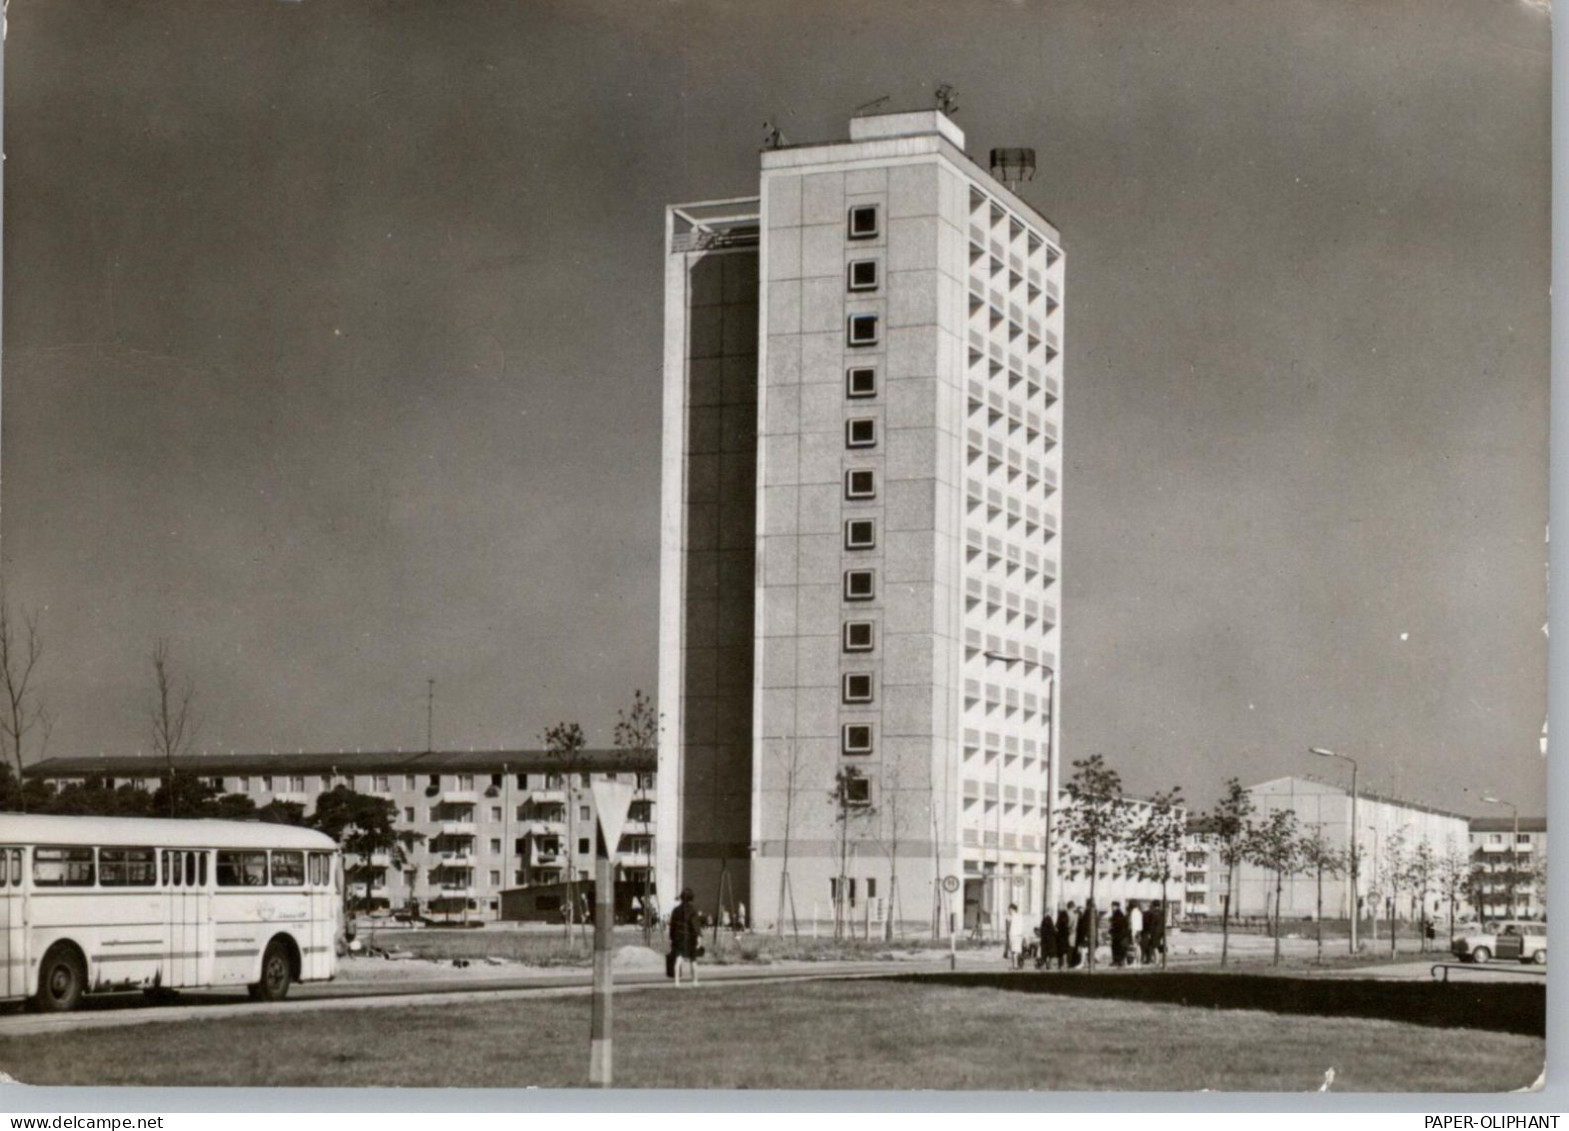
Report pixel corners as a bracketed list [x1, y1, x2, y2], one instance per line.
[660, 111, 1064, 932]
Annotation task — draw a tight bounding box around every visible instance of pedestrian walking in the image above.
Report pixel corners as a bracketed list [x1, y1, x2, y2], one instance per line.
[1056, 904, 1073, 969]
[1075, 898, 1094, 968]
[1004, 903, 1026, 969]
[668, 887, 704, 985]
[1128, 900, 1144, 967]
[1036, 908, 1058, 970]
[1110, 901, 1129, 966]
[1147, 901, 1166, 964]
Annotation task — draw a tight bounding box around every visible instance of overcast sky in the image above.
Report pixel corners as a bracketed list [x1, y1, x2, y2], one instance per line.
[1, 0, 1549, 813]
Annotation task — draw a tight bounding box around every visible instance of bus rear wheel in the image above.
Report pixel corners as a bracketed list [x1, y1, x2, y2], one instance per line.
[248, 940, 293, 1002]
[34, 945, 85, 1013]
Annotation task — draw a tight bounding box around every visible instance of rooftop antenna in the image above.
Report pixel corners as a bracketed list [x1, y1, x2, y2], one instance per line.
[934, 83, 959, 116]
[853, 94, 891, 117]
[762, 120, 788, 150]
[426, 678, 435, 753]
[989, 147, 1036, 195]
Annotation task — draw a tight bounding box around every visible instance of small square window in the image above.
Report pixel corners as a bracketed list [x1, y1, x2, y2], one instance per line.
[845, 519, 876, 550]
[846, 418, 877, 448]
[847, 314, 879, 347]
[846, 777, 872, 806]
[842, 723, 874, 755]
[843, 621, 876, 652]
[843, 673, 874, 703]
[846, 367, 877, 398]
[844, 569, 876, 601]
[848, 260, 879, 291]
[848, 204, 879, 239]
[845, 469, 877, 500]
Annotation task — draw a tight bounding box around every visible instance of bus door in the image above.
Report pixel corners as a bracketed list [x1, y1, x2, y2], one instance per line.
[307, 851, 335, 979]
[165, 850, 206, 987]
[190, 850, 213, 986]
[0, 847, 24, 1000]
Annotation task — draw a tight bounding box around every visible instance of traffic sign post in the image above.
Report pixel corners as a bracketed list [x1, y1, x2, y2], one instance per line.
[588, 778, 634, 1088]
[942, 875, 960, 971]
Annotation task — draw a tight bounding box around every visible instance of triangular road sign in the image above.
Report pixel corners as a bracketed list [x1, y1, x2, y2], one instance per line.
[589, 778, 636, 855]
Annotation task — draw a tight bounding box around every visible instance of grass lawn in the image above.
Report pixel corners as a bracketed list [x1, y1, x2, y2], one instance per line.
[0, 978, 1542, 1091]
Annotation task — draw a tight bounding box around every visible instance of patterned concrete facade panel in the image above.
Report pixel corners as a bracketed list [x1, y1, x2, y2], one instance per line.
[800, 173, 846, 226]
[688, 406, 722, 453]
[888, 215, 940, 273]
[798, 433, 845, 484]
[764, 384, 800, 438]
[722, 353, 757, 405]
[889, 163, 939, 219]
[801, 224, 845, 279]
[800, 333, 845, 383]
[796, 637, 841, 688]
[722, 302, 759, 354]
[886, 376, 939, 432]
[759, 585, 797, 638]
[766, 336, 801, 386]
[886, 580, 935, 636]
[796, 484, 841, 534]
[800, 276, 844, 333]
[689, 305, 723, 357]
[886, 428, 937, 482]
[767, 278, 802, 334]
[762, 536, 798, 587]
[796, 533, 842, 585]
[882, 631, 934, 687]
[884, 530, 935, 584]
[768, 227, 802, 282]
[724, 254, 759, 303]
[761, 689, 797, 743]
[794, 690, 840, 740]
[888, 270, 938, 329]
[845, 167, 888, 197]
[760, 433, 798, 486]
[798, 382, 844, 436]
[761, 486, 799, 537]
[684, 504, 718, 552]
[794, 584, 845, 638]
[685, 452, 720, 504]
[767, 174, 802, 229]
[886, 326, 939, 380]
[721, 403, 756, 453]
[884, 471, 937, 529]
[759, 637, 797, 690]
[688, 358, 723, 407]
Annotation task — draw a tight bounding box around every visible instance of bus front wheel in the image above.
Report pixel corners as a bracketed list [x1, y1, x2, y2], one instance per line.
[34, 945, 86, 1013]
[249, 940, 293, 1002]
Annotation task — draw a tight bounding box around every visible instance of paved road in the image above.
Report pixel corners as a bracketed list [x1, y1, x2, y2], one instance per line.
[0, 957, 972, 1038]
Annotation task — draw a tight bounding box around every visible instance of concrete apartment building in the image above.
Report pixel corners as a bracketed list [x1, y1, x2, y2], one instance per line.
[660, 109, 1065, 930]
[24, 750, 655, 921]
[1469, 815, 1546, 920]
[1182, 776, 1471, 923]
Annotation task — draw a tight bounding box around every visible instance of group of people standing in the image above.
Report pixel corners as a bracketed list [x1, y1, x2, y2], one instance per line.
[1005, 898, 1167, 970]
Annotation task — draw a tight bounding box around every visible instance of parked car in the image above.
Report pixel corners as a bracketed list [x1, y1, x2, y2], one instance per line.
[1451, 919, 1546, 965]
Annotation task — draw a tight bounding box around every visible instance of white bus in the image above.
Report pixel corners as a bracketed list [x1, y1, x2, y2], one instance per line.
[0, 814, 342, 1011]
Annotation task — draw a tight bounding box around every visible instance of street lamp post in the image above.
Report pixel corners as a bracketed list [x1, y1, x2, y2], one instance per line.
[986, 652, 1057, 919]
[1481, 794, 1519, 920]
[1309, 747, 1359, 955]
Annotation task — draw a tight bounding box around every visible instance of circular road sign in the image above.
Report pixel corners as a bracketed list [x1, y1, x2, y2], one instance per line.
[941, 875, 961, 894]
